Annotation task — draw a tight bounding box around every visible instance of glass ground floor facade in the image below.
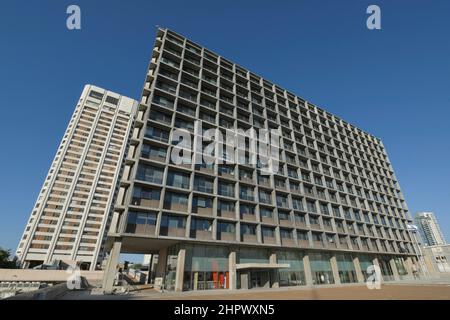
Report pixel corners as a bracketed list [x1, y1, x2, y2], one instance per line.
[144, 243, 416, 291]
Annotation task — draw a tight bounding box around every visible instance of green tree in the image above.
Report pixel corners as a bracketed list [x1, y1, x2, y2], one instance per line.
[0, 247, 18, 269]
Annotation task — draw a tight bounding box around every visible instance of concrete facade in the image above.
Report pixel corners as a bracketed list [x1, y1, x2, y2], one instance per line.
[101, 28, 419, 292]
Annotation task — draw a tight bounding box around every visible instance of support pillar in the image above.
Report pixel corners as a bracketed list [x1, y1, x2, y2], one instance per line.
[228, 249, 237, 290]
[404, 256, 413, 278]
[269, 252, 279, 288]
[303, 253, 313, 286]
[155, 247, 168, 278]
[102, 239, 122, 294]
[175, 248, 186, 292]
[389, 258, 400, 281]
[330, 255, 341, 285]
[353, 256, 365, 283]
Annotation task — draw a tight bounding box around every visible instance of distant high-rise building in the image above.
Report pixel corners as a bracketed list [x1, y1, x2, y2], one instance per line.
[16, 85, 138, 270]
[415, 212, 446, 246]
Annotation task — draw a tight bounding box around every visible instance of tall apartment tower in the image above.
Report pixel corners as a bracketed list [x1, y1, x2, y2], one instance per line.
[16, 85, 138, 270]
[102, 28, 419, 293]
[415, 212, 446, 246]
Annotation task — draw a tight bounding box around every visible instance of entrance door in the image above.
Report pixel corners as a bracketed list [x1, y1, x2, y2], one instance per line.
[250, 271, 271, 289]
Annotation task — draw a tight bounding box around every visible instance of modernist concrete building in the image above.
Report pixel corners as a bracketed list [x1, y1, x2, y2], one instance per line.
[16, 85, 138, 270]
[415, 212, 446, 246]
[101, 28, 420, 292]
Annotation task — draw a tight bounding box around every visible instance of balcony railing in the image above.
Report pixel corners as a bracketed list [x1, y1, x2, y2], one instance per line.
[218, 231, 235, 241]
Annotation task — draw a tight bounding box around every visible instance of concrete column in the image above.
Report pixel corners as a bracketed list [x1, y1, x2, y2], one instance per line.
[303, 253, 313, 286]
[155, 247, 168, 278]
[330, 255, 341, 285]
[269, 252, 279, 288]
[404, 256, 413, 278]
[389, 258, 400, 281]
[228, 249, 237, 290]
[175, 248, 186, 292]
[102, 239, 122, 294]
[353, 256, 365, 283]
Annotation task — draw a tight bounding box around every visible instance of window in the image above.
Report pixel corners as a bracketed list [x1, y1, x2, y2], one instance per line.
[320, 203, 329, 215]
[126, 211, 157, 234]
[219, 181, 234, 197]
[280, 229, 293, 239]
[136, 164, 164, 184]
[240, 224, 256, 235]
[89, 90, 104, 100]
[141, 144, 167, 160]
[217, 221, 235, 233]
[307, 200, 317, 213]
[240, 204, 255, 215]
[190, 218, 212, 231]
[258, 190, 272, 204]
[160, 214, 185, 229]
[292, 198, 304, 211]
[145, 126, 169, 143]
[219, 165, 234, 176]
[239, 186, 254, 201]
[279, 212, 290, 221]
[262, 227, 275, 238]
[194, 196, 212, 208]
[218, 200, 235, 212]
[194, 176, 214, 193]
[167, 171, 190, 189]
[260, 207, 273, 218]
[297, 230, 308, 240]
[164, 192, 189, 207]
[132, 186, 160, 206]
[276, 194, 288, 208]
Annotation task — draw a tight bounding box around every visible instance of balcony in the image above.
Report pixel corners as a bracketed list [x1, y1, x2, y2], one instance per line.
[298, 239, 310, 247]
[218, 231, 236, 241]
[339, 242, 349, 249]
[164, 203, 188, 212]
[196, 207, 213, 217]
[218, 210, 235, 219]
[191, 229, 212, 240]
[164, 227, 186, 238]
[131, 198, 159, 209]
[261, 216, 275, 224]
[239, 176, 253, 184]
[281, 238, 296, 247]
[336, 226, 346, 233]
[241, 213, 256, 222]
[327, 241, 337, 249]
[240, 194, 254, 202]
[313, 241, 324, 248]
[126, 223, 156, 236]
[263, 236, 277, 245]
[295, 221, 307, 229]
[309, 223, 321, 230]
[242, 234, 258, 243]
[279, 219, 292, 228]
[258, 179, 271, 188]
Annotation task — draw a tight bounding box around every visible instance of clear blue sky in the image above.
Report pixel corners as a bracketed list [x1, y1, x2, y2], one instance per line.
[1, 0, 449, 254]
